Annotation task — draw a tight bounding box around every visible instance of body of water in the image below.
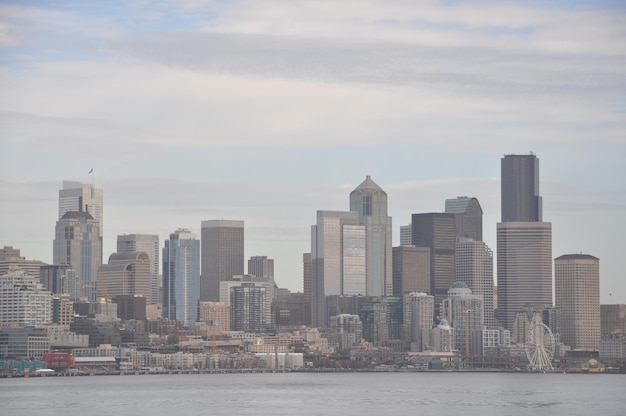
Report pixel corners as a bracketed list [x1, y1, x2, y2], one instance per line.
[1, 372, 625, 416]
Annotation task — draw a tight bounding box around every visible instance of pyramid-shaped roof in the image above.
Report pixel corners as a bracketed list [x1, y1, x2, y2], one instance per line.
[353, 175, 382, 191]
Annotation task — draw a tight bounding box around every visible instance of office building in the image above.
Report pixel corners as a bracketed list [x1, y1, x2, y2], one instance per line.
[441, 282, 484, 357]
[163, 229, 200, 325]
[407, 292, 434, 352]
[455, 239, 497, 327]
[53, 211, 102, 302]
[392, 246, 430, 296]
[117, 234, 159, 304]
[98, 252, 151, 300]
[496, 222, 552, 330]
[601, 304, 626, 339]
[501, 154, 542, 222]
[311, 210, 366, 328]
[0, 267, 52, 325]
[199, 301, 230, 332]
[303, 253, 312, 303]
[201, 220, 244, 302]
[400, 225, 412, 247]
[350, 176, 393, 297]
[229, 283, 268, 333]
[411, 212, 456, 317]
[40, 264, 80, 301]
[497, 153, 552, 331]
[555, 254, 600, 350]
[248, 256, 274, 280]
[445, 196, 483, 242]
[220, 275, 274, 329]
[52, 294, 74, 326]
[0, 246, 45, 278]
[59, 180, 103, 237]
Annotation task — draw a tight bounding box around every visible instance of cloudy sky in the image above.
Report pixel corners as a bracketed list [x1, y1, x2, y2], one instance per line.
[1, 0, 625, 303]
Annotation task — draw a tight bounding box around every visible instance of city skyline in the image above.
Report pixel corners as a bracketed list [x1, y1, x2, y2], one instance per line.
[1, 1, 625, 303]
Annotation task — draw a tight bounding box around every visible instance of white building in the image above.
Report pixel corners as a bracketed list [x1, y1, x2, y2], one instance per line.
[59, 180, 103, 238]
[0, 267, 52, 325]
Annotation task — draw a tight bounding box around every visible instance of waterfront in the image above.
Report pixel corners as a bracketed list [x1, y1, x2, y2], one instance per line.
[1, 372, 625, 416]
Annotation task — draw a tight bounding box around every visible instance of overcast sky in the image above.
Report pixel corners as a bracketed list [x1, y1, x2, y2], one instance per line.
[1, 0, 625, 303]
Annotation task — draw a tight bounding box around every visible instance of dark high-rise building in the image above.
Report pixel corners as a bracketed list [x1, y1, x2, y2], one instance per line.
[411, 213, 456, 319]
[501, 154, 542, 222]
[445, 196, 483, 242]
[200, 220, 244, 301]
[497, 153, 552, 331]
[392, 246, 430, 296]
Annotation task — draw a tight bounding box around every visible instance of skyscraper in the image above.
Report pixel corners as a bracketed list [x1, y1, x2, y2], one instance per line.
[455, 239, 496, 327]
[350, 176, 393, 297]
[163, 229, 200, 324]
[445, 196, 483, 242]
[501, 154, 542, 222]
[200, 220, 244, 301]
[400, 225, 412, 247]
[98, 252, 151, 300]
[497, 222, 552, 331]
[59, 181, 103, 238]
[497, 153, 552, 331]
[117, 234, 159, 304]
[411, 212, 456, 318]
[555, 254, 600, 350]
[392, 246, 430, 296]
[53, 211, 102, 302]
[441, 282, 484, 358]
[248, 256, 274, 280]
[311, 210, 366, 327]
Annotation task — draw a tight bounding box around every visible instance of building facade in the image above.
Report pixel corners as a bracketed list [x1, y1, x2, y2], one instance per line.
[98, 252, 151, 301]
[311, 210, 366, 328]
[40, 264, 80, 301]
[392, 246, 430, 296]
[200, 220, 244, 302]
[555, 254, 600, 350]
[162, 229, 200, 325]
[0, 267, 52, 325]
[248, 256, 274, 280]
[52, 211, 102, 302]
[59, 180, 104, 238]
[441, 282, 484, 358]
[117, 234, 159, 305]
[501, 154, 542, 222]
[349, 176, 393, 297]
[455, 239, 496, 327]
[445, 196, 483, 242]
[411, 212, 456, 317]
[496, 222, 552, 330]
[229, 283, 268, 332]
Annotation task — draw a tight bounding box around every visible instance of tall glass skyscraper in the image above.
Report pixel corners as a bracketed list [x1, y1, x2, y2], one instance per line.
[163, 229, 200, 324]
[201, 220, 244, 302]
[349, 176, 392, 297]
[311, 210, 365, 328]
[497, 154, 552, 331]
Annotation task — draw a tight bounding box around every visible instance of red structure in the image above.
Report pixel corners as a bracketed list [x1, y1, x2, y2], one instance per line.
[44, 352, 75, 370]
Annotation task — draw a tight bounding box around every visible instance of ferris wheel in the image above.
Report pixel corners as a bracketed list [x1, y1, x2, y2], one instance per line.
[525, 317, 555, 371]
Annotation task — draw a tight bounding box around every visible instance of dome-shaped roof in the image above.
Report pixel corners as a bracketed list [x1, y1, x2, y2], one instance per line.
[451, 281, 469, 289]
